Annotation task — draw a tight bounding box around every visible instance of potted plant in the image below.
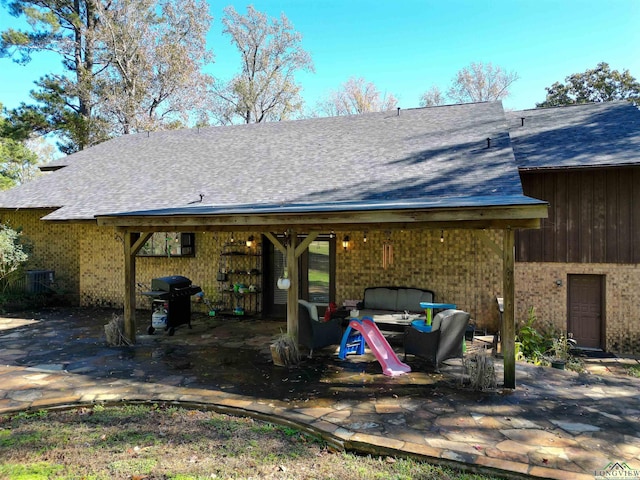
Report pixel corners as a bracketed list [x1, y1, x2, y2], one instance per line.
[270, 331, 299, 366]
[548, 332, 570, 370]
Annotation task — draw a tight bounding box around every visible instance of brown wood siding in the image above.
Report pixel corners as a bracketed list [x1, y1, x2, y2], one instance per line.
[517, 167, 640, 264]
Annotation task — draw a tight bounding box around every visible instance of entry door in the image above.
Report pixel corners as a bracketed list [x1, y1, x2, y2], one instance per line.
[567, 274, 604, 349]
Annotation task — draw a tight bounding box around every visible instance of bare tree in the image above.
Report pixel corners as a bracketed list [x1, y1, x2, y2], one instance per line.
[447, 62, 519, 103]
[212, 5, 314, 124]
[316, 77, 398, 116]
[1, 0, 214, 151]
[419, 85, 446, 107]
[95, 0, 214, 134]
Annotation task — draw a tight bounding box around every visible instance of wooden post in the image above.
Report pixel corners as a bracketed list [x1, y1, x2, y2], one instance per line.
[123, 231, 153, 345]
[123, 231, 139, 344]
[266, 231, 319, 344]
[286, 230, 298, 343]
[502, 228, 516, 389]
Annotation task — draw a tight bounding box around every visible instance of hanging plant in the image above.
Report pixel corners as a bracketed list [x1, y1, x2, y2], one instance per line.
[277, 240, 290, 289]
[277, 272, 290, 290]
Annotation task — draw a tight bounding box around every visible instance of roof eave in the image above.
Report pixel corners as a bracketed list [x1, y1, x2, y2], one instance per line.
[519, 162, 640, 172]
[96, 202, 548, 232]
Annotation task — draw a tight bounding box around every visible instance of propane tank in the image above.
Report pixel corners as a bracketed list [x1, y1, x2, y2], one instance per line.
[152, 303, 168, 329]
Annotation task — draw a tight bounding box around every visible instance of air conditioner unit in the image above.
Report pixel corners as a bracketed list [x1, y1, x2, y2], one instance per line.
[25, 270, 55, 294]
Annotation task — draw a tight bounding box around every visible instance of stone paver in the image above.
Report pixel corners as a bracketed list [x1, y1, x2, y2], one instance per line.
[0, 307, 639, 479]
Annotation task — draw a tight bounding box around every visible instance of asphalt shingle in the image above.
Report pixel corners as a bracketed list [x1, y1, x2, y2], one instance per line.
[508, 100, 640, 170]
[0, 102, 525, 220]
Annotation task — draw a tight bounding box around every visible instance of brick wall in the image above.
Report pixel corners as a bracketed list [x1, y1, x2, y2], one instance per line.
[0, 212, 507, 333]
[79, 229, 237, 309]
[6, 209, 638, 355]
[335, 229, 505, 332]
[515, 262, 640, 355]
[0, 209, 82, 302]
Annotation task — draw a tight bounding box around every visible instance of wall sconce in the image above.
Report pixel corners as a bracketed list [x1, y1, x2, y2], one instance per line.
[440, 230, 444, 243]
[555, 279, 563, 287]
[246, 235, 255, 248]
[342, 235, 350, 251]
[363, 231, 367, 243]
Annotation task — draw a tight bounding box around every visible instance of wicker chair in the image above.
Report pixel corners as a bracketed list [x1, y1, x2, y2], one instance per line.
[403, 309, 471, 371]
[298, 300, 343, 357]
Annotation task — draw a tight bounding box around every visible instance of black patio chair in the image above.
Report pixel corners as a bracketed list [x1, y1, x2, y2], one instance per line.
[298, 300, 343, 358]
[403, 309, 471, 371]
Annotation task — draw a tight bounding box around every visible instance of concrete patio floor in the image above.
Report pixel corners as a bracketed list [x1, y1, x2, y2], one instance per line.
[0, 307, 639, 479]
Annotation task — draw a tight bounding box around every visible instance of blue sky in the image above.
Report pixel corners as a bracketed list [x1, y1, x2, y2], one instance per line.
[1, 0, 639, 113]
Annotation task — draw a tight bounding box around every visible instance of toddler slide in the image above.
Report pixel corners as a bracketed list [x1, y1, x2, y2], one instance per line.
[348, 317, 411, 376]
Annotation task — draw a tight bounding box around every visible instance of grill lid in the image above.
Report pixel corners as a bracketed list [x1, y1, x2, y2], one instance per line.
[151, 275, 192, 292]
[141, 285, 201, 299]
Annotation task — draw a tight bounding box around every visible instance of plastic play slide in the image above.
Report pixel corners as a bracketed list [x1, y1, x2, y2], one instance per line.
[347, 317, 411, 376]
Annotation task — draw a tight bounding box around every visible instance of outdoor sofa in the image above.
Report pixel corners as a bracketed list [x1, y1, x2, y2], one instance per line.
[356, 286, 435, 322]
[403, 309, 471, 371]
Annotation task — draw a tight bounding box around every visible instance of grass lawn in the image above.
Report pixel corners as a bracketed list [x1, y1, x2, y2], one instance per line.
[0, 404, 510, 480]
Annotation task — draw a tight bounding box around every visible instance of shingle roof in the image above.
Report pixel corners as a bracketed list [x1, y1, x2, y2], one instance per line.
[508, 100, 640, 170]
[0, 101, 525, 221]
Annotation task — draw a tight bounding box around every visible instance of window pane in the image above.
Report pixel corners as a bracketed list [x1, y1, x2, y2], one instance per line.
[138, 232, 195, 257]
[167, 233, 180, 256]
[308, 240, 329, 303]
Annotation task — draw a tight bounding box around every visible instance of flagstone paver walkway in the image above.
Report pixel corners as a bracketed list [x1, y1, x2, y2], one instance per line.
[0, 308, 639, 480]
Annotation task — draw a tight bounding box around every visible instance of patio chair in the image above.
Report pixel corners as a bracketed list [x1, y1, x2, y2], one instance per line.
[298, 300, 343, 357]
[403, 309, 471, 371]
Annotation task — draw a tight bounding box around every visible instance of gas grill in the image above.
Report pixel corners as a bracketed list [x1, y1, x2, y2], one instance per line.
[142, 275, 202, 335]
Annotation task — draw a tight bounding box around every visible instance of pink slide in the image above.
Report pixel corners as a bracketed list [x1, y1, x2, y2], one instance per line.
[348, 317, 411, 376]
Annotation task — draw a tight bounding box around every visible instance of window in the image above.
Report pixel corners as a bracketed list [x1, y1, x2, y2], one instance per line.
[307, 240, 330, 304]
[138, 232, 195, 257]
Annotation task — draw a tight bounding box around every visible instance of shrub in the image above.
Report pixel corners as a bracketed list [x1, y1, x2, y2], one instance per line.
[0, 223, 29, 293]
[515, 307, 552, 364]
[516, 308, 585, 372]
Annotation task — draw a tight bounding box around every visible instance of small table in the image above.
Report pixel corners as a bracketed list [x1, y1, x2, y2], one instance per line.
[419, 302, 456, 326]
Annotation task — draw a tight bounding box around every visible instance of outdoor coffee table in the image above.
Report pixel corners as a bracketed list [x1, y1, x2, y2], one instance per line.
[370, 313, 426, 332]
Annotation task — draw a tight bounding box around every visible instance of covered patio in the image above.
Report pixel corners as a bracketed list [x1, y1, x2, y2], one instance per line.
[96, 195, 547, 389]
